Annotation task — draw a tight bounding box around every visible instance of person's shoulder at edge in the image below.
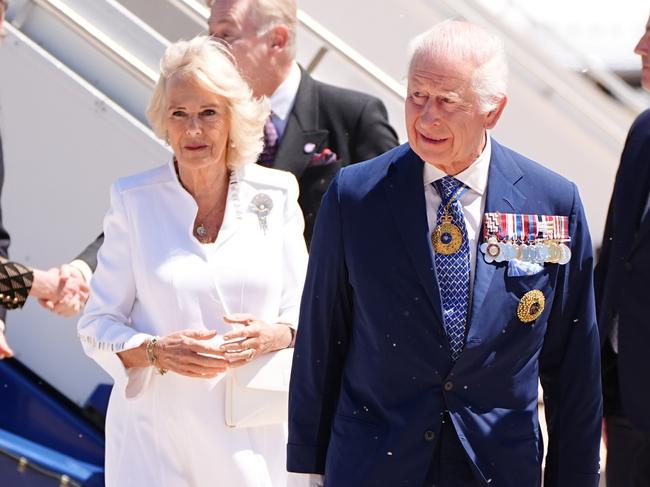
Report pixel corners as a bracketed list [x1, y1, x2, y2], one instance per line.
[307, 73, 387, 110]
[632, 108, 650, 129]
[240, 162, 299, 192]
[492, 138, 575, 204]
[627, 108, 650, 142]
[333, 143, 411, 194]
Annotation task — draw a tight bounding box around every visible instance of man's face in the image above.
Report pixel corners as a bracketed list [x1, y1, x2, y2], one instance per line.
[208, 0, 274, 97]
[405, 53, 503, 175]
[635, 14, 650, 91]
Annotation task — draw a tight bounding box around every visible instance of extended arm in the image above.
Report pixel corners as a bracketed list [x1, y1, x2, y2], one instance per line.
[288, 172, 352, 474]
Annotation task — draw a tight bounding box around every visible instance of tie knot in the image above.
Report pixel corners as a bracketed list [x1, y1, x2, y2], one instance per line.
[434, 176, 463, 202]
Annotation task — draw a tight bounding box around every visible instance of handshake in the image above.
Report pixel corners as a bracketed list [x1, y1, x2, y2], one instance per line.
[31, 264, 90, 317]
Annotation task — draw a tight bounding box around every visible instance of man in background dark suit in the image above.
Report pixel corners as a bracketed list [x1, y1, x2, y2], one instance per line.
[69, 0, 398, 281]
[207, 0, 398, 244]
[595, 13, 650, 487]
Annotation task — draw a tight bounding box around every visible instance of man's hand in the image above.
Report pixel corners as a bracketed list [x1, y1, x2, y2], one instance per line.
[36, 264, 89, 317]
[0, 322, 14, 359]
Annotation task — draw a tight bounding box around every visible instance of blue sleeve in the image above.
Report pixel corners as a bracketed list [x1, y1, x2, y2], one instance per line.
[540, 183, 602, 487]
[287, 170, 353, 474]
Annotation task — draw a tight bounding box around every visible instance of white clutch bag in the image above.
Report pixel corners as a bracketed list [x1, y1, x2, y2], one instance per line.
[225, 348, 293, 428]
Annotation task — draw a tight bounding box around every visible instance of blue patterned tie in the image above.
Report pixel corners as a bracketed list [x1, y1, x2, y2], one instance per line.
[433, 176, 471, 361]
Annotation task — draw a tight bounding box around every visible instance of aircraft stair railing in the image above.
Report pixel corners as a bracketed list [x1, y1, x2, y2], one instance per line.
[6, 0, 167, 125]
[116, 0, 409, 139]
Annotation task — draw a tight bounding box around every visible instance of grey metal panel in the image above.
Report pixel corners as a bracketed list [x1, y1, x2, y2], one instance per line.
[0, 25, 171, 404]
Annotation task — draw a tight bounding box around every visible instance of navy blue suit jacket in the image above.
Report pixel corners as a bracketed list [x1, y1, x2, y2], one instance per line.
[595, 109, 650, 430]
[288, 141, 602, 487]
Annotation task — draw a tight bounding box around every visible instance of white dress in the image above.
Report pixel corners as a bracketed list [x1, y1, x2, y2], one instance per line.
[78, 161, 309, 487]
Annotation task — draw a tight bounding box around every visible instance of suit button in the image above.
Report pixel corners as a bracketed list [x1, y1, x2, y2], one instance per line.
[624, 262, 632, 271]
[424, 430, 436, 442]
[443, 381, 454, 391]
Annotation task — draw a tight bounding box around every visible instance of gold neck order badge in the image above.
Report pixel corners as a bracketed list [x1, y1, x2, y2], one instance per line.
[431, 184, 468, 255]
[432, 215, 463, 254]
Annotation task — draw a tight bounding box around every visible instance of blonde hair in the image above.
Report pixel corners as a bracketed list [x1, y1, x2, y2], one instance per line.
[409, 20, 508, 113]
[146, 36, 269, 169]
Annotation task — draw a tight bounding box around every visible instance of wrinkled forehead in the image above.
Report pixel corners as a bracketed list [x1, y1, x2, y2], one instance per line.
[408, 53, 475, 90]
[209, 0, 254, 30]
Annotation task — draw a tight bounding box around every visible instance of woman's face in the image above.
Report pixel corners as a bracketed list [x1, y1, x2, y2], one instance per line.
[165, 74, 230, 169]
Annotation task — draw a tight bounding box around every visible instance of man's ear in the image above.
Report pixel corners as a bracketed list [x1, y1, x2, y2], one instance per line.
[269, 25, 289, 50]
[484, 95, 507, 129]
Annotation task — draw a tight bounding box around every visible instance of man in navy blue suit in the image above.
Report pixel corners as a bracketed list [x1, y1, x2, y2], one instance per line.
[595, 13, 650, 487]
[288, 20, 602, 487]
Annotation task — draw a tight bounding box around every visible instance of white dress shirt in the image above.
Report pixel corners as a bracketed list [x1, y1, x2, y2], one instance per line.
[269, 62, 301, 140]
[423, 134, 492, 295]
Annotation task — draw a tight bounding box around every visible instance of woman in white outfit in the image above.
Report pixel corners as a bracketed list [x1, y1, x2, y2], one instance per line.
[78, 36, 308, 486]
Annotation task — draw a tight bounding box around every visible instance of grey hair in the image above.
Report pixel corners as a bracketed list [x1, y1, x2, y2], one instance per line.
[146, 36, 269, 169]
[408, 20, 508, 113]
[205, 0, 297, 56]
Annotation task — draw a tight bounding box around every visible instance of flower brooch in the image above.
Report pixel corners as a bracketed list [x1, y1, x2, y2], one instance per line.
[249, 193, 273, 234]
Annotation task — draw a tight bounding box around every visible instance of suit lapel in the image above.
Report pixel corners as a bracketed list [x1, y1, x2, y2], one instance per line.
[467, 140, 525, 339]
[383, 146, 443, 325]
[273, 69, 328, 178]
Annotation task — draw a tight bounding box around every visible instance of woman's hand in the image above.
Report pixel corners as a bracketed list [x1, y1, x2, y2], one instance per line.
[118, 329, 229, 378]
[220, 314, 293, 366]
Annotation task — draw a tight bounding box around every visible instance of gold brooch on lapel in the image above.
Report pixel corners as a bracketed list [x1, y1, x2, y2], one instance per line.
[517, 290, 545, 323]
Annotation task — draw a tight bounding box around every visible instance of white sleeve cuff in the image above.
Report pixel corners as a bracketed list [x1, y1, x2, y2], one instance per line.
[80, 332, 154, 400]
[308, 474, 324, 487]
[69, 259, 93, 283]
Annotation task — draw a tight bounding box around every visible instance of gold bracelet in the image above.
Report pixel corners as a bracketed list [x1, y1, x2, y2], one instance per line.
[145, 337, 158, 365]
[146, 337, 167, 375]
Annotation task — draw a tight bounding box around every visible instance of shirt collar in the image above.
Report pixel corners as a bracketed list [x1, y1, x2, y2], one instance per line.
[422, 133, 491, 196]
[269, 62, 301, 122]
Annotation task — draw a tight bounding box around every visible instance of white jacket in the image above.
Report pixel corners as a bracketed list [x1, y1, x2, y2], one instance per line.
[77, 161, 308, 487]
